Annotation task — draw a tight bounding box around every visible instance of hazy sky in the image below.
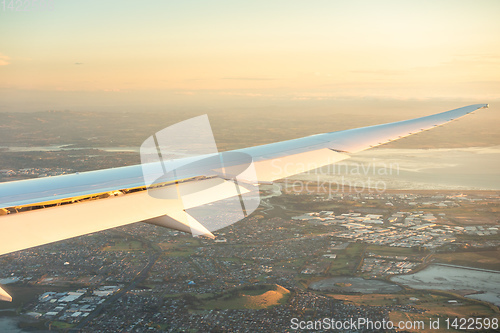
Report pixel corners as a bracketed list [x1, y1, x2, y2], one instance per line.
[1, 0, 499, 111]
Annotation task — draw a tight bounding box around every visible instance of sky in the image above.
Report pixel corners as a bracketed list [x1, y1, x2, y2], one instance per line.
[0, 0, 499, 112]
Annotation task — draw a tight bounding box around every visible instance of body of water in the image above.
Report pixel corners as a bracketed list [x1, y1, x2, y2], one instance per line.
[0, 317, 30, 333]
[391, 264, 500, 306]
[309, 276, 401, 293]
[0, 145, 139, 153]
[293, 146, 500, 190]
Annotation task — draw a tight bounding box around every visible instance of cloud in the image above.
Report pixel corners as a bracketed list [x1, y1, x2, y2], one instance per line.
[217, 91, 268, 97]
[350, 70, 403, 75]
[221, 77, 276, 81]
[0, 53, 10, 66]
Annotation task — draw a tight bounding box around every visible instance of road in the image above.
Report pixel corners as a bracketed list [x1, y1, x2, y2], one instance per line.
[70, 231, 161, 331]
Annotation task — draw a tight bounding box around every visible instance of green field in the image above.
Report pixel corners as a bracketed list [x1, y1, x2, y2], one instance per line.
[328, 242, 366, 275]
[50, 321, 75, 329]
[366, 245, 428, 257]
[432, 249, 500, 271]
[162, 247, 197, 257]
[103, 240, 144, 251]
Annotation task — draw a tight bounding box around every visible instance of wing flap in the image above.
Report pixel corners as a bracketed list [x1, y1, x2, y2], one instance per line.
[0, 177, 254, 256]
[0, 286, 11, 302]
[0, 189, 171, 256]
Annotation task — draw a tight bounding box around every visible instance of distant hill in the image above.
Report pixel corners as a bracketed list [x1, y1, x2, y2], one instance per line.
[195, 284, 290, 310]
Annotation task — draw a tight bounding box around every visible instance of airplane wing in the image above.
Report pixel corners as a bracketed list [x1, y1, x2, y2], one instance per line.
[0, 103, 488, 300]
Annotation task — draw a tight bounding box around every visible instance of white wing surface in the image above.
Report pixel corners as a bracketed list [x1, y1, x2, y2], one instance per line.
[0, 104, 488, 255]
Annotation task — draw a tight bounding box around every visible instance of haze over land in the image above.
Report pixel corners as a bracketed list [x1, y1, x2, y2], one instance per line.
[1, 1, 498, 149]
[0, 98, 498, 149]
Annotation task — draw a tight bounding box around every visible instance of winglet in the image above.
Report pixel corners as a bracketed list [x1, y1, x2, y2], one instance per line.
[0, 285, 12, 302]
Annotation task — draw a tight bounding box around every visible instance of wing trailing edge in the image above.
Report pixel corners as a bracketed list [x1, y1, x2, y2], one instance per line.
[0, 286, 11, 302]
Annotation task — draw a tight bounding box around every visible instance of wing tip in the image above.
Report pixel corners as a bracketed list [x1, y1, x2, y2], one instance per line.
[475, 103, 489, 110]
